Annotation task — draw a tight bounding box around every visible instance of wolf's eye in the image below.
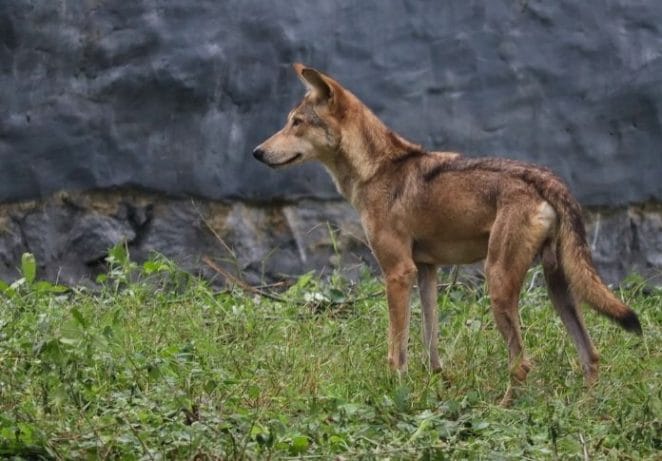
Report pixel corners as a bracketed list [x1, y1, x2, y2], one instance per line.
[292, 117, 303, 127]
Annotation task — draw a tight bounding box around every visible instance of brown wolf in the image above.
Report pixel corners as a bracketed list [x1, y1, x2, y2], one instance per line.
[253, 64, 642, 405]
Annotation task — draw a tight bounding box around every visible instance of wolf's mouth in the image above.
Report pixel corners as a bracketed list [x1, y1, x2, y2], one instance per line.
[269, 153, 302, 168]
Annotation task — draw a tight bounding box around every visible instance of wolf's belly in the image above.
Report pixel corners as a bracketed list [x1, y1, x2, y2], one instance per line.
[412, 237, 489, 265]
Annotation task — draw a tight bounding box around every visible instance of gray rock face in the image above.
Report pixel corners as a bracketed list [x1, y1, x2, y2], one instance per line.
[586, 206, 662, 284]
[1, 1, 661, 205]
[2, 1, 661, 287]
[0, 191, 660, 288]
[0, 192, 375, 287]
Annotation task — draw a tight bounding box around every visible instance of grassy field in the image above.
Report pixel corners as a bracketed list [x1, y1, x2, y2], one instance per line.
[0, 248, 660, 460]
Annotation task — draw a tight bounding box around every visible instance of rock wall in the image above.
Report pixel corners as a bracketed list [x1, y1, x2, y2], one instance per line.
[1, 1, 662, 285]
[1, 0, 661, 205]
[0, 191, 372, 286]
[1, 190, 660, 287]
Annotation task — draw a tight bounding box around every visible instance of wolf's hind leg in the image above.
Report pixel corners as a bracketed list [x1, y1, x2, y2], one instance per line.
[486, 199, 554, 405]
[542, 244, 600, 384]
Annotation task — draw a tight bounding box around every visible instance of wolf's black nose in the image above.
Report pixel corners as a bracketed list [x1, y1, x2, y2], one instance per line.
[252, 147, 265, 161]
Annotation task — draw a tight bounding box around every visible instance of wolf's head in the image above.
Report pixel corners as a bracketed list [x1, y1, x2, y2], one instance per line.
[252, 64, 350, 168]
[252, 64, 423, 204]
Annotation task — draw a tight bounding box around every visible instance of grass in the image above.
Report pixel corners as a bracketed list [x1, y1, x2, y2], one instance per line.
[0, 247, 660, 460]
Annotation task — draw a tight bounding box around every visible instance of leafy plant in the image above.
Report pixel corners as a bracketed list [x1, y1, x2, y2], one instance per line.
[0, 251, 658, 459]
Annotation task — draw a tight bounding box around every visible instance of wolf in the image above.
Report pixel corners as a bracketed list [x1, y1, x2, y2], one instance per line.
[252, 64, 642, 404]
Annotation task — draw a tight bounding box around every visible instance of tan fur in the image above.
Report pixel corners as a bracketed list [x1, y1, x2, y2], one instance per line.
[253, 64, 642, 405]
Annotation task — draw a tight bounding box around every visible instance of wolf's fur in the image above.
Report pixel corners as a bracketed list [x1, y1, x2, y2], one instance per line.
[253, 64, 641, 405]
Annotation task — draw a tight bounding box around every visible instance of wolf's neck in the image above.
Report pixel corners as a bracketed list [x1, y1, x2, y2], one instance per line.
[321, 115, 421, 207]
[323, 153, 377, 208]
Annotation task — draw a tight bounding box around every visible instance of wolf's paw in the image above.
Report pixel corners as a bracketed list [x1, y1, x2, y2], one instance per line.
[511, 358, 532, 382]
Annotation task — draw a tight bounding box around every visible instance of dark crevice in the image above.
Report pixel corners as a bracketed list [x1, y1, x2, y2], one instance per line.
[125, 202, 154, 249]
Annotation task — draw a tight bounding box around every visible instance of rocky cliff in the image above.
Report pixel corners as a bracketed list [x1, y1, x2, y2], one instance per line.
[1, 1, 661, 285]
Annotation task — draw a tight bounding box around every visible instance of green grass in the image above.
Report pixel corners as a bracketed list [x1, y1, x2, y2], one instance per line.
[0, 249, 660, 460]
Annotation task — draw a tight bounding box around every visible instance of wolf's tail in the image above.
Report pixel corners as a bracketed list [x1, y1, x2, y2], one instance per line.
[547, 185, 642, 334]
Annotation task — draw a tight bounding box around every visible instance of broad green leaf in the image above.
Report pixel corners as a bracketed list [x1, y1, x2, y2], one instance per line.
[142, 260, 160, 274]
[20, 252, 36, 284]
[290, 435, 310, 455]
[34, 280, 68, 294]
[293, 271, 315, 290]
[107, 242, 129, 266]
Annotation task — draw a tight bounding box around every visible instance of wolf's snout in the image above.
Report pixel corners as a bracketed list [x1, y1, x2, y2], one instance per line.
[252, 147, 266, 162]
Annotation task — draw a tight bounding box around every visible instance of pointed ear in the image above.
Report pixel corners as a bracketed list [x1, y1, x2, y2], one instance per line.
[293, 63, 333, 103]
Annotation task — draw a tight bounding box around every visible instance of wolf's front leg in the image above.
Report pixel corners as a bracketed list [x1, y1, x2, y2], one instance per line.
[417, 263, 442, 372]
[363, 225, 417, 373]
[384, 261, 417, 372]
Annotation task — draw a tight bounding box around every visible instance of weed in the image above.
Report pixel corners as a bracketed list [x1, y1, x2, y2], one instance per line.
[0, 250, 659, 459]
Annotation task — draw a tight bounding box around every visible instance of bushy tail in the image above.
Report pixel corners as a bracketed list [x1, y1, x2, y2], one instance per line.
[555, 196, 642, 334]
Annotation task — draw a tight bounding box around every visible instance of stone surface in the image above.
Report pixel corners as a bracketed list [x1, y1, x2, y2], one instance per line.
[0, 191, 660, 287]
[1, 0, 662, 206]
[0, 191, 375, 287]
[1, 1, 661, 287]
[586, 205, 662, 284]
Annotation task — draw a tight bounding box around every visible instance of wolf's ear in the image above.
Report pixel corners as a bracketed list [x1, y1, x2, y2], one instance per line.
[293, 63, 333, 103]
